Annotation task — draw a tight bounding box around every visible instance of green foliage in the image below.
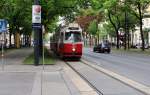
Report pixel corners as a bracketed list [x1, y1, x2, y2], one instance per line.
[88, 20, 97, 35]
[127, 0, 150, 18]
[103, 0, 144, 35]
[0, 0, 149, 43]
[0, 0, 32, 35]
[77, 0, 92, 9]
[91, 0, 104, 9]
[103, 0, 118, 9]
[40, 0, 79, 32]
[79, 8, 96, 16]
[103, 22, 116, 37]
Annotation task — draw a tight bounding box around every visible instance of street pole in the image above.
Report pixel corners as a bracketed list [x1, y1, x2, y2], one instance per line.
[34, 26, 40, 66]
[124, 0, 127, 50]
[1, 32, 5, 71]
[33, 0, 41, 66]
[0, 19, 7, 70]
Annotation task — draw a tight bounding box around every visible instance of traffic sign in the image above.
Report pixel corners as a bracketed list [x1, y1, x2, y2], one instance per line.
[0, 19, 7, 32]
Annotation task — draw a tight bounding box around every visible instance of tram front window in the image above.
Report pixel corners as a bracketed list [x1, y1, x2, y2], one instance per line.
[65, 32, 81, 43]
[74, 33, 81, 42]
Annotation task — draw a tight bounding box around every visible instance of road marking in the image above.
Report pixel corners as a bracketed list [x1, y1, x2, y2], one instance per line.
[81, 59, 150, 95]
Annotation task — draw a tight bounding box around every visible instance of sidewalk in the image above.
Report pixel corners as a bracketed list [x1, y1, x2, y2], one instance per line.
[0, 48, 97, 95]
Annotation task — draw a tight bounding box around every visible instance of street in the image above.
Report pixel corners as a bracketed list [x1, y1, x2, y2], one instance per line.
[1, 0, 150, 95]
[83, 48, 150, 86]
[83, 47, 150, 88]
[0, 47, 150, 95]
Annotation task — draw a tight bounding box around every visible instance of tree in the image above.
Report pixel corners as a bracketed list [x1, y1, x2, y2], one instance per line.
[88, 20, 97, 35]
[87, 20, 98, 45]
[76, 6, 103, 45]
[103, 0, 123, 49]
[0, 0, 32, 48]
[39, 0, 82, 54]
[128, 0, 150, 51]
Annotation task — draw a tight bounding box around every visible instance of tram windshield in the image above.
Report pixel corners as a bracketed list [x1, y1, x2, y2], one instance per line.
[65, 32, 81, 43]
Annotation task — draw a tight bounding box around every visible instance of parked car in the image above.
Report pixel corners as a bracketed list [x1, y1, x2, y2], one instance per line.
[135, 44, 149, 49]
[128, 44, 150, 49]
[93, 42, 111, 53]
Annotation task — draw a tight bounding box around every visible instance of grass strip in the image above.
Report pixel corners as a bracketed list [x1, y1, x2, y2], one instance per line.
[112, 48, 150, 55]
[23, 48, 55, 65]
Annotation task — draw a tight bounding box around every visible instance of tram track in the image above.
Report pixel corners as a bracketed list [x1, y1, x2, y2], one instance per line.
[64, 59, 150, 95]
[65, 61, 104, 95]
[80, 59, 150, 95]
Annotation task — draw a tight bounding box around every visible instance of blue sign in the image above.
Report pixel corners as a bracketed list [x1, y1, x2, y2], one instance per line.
[0, 19, 7, 32]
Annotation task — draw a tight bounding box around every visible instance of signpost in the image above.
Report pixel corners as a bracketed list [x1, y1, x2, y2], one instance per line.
[0, 19, 7, 71]
[32, 0, 41, 66]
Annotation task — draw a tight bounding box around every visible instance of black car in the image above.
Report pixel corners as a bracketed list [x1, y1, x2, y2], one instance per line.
[93, 43, 111, 53]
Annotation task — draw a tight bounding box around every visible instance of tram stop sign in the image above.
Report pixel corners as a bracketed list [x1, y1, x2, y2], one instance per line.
[0, 19, 7, 32]
[32, 5, 41, 24]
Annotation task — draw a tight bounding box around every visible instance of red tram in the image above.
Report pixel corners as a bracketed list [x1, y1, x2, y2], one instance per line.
[50, 23, 83, 59]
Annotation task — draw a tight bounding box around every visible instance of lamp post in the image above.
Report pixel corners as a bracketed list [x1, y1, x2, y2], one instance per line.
[32, 0, 41, 66]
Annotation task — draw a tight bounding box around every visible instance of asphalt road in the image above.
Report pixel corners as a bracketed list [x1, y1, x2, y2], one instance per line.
[83, 48, 150, 87]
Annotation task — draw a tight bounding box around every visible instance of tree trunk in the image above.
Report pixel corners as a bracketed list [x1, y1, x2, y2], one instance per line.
[97, 33, 100, 44]
[124, 8, 127, 50]
[15, 32, 20, 48]
[108, 11, 120, 49]
[17, 32, 20, 48]
[116, 30, 120, 49]
[82, 31, 87, 46]
[25, 35, 29, 47]
[28, 35, 31, 47]
[86, 32, 88, 46]
[23, 34, 25, 46]
[95, 36, 98, 45]
[131, 30, 134, 46]
[124, 30, 127, 50]
[9, 33, 12, 48]
[138, 3, 145, 51]
[148, 32, 149, 46]
[127, 32, 130, 49]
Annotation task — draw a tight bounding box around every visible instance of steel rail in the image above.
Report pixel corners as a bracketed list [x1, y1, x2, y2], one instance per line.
[65, 61, 104, 95]
[81, 58, 149, 95]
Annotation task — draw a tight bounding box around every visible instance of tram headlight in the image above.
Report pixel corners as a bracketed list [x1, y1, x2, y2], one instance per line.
[72, 48, 76, 52]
